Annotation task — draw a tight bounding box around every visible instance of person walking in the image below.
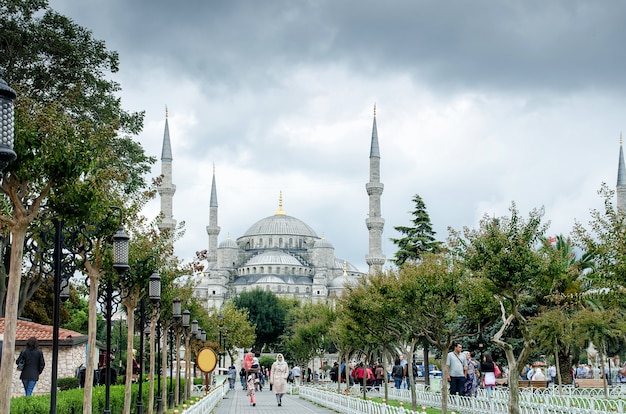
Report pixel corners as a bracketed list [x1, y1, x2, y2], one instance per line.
[291, 364, 301, 388]
[246, 373, 257, 406]
[480, 354, 496, 398]
[228, 365, 237, 389]
[270, 353, 289, 407]
[446, 342, 467, 396]
[17, 337, 45, 396]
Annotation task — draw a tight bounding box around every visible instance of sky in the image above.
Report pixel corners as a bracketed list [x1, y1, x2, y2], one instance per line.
[47, 0, 626, 272]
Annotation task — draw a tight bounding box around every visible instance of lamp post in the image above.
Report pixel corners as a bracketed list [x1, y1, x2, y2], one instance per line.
[108, 224, 130, 414]
[0, 72, 17, 176]
[136, 271, 161, 414]
[49, 219, 71, 414]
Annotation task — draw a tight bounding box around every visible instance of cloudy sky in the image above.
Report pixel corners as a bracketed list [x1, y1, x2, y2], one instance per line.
[48, 0, 626, 272]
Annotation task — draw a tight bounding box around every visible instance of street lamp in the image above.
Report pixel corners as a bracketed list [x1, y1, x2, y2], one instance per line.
[137, 270, 161, 414]
[106, 224, 130, 414]
[181, 309, 190, 402]
[0, 72, 17, 176]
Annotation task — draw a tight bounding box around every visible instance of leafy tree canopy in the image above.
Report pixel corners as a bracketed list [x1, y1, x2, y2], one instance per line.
[232, 289, 287, 351]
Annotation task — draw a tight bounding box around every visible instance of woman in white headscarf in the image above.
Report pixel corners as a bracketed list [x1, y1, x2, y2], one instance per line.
[270, 354, 290, 406]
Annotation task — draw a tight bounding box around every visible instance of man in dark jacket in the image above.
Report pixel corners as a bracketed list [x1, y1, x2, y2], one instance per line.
[17, 337, 45, 396]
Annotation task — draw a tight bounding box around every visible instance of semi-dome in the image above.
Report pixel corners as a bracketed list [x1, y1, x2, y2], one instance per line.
[243, 214, 318, 238]
[314, 237, 333, 248]
[245, 250, 303, 267]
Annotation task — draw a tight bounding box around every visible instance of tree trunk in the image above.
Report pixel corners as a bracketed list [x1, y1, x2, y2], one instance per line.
[440, 351, 449, 414]
[0, 226, 26, 414]
[148, 318, 156, 414]
[161, 326, 169, 410]
[123, 300, 137, 414]
[82, 266, 100, 414]
[558, 350, 572, 385]
[175, 332, 181, 405]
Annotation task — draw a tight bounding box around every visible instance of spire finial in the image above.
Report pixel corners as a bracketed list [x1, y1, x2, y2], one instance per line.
[213, 163, 216, 175]
[373, 103, 376, 117]
[275, 191, 286, 216]
[166, 105, 168, 119]
[621, 132, 623, 146]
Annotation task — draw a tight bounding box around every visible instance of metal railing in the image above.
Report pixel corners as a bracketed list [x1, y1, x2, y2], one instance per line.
[300, 383, 626, 414]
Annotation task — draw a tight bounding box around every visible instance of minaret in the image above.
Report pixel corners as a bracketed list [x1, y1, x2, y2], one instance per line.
[365, 104, 386, 274]
[617, 133, 626, 213]
[157, 107, 177, 235]
[206, 164, 220, 262]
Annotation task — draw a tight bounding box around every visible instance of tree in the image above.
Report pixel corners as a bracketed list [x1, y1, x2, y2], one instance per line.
[397, 253, 493, 413]
[451, 203, 549, 414]
[282, 302, 334, 370]
[391, 194, 441, 266]
[232, 289, 287, 351]
[0, 2, 153, 411]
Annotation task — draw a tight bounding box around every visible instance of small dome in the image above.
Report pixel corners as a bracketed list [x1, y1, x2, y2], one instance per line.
[314, 238, 333, 248]
[244, 214, 317, 238]
[219, 238, 238, 248]
[245, 251, 302, 267]
[329, 275, 360, 289]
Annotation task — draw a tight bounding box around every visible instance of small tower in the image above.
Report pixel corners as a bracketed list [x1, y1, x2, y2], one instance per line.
[206, 164, 221, 262]
[157, 107, 177, 235]
[365, 104, 386, 274]
[617, 133, 626, 213]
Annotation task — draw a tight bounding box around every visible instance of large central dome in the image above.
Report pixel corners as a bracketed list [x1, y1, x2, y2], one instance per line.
[243, 214, 318, 238]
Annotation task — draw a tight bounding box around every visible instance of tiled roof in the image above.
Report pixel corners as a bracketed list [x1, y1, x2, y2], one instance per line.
[0, 318, 87, 347]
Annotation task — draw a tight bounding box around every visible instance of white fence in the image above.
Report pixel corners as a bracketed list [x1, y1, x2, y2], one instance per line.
[182, 382, 227, 414]
[300, 383, 626, 414]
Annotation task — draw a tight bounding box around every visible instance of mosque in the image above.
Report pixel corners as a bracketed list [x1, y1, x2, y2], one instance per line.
[156, 107, 386, 309]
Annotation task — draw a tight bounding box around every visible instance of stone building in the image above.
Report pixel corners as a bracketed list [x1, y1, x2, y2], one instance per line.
[0, 318, 88, 397]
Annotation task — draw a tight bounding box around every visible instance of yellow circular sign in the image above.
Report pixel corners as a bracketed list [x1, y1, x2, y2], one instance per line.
[196, 347, 218, 373]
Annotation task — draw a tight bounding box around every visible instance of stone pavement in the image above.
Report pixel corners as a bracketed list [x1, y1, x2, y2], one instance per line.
[212, 386, 337, 414]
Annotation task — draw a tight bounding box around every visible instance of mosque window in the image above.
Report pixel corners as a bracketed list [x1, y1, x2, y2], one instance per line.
[298, 239, 302, 248]
[253, 267, 257, 273]
[289, 238, 293, 247]
[278, 286, 282, 292]
[306, 287, 310, 293]
[317, 290, 320, 295]
[259, 239, 263, 248]
[245, 242, 250, 250]
[295, 287, 299, 293]
[268, 266, 272, 273]
[279, 238, 283, 248]
[269, 238, 273, 247]
[212, 290, 216, 295]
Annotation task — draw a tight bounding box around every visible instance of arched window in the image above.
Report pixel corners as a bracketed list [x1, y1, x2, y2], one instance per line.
[269, 238, 273, 247]
[295, 287, 300, 293]
[260, 266, 264, 274]
[259, 238, 263, 248]
[279, 238, 283, 248]
[289, 238, 293, 247]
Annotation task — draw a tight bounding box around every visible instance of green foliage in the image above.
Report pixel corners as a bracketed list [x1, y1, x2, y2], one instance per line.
[57, 376, 79, 391]
[259, 355, 275, 368]
[282, 302, 335, 366]
[391, 194, 441, 266]
[233, 289, 286, 350]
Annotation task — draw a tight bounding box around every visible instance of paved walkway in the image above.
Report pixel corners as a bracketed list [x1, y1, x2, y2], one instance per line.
[212, 386, 337, 414]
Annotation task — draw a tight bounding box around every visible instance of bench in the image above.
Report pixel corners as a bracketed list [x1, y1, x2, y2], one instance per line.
[575, 379, 606, 388]
[495, 378, 508, 387]
[518, 380, 549, 389]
